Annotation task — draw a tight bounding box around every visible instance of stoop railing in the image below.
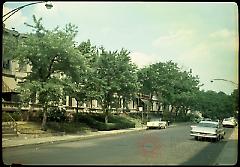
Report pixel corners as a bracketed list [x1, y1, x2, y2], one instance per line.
[4, 112, 20, 135]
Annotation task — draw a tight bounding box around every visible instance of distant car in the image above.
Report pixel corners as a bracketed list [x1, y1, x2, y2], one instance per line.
[202, 118, 212, 121]
[190, 120, 225, 142]
[192, 117, 203, 123]
[147, 118, 167, 129]
[222, 117, 238, 127]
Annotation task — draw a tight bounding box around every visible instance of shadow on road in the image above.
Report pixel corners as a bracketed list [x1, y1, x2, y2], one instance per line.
[181, 128, 237, 165]
[181, 140, 227, 165]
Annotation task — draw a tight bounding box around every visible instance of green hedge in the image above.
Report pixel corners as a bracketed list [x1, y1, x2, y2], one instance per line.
[46, 122, 90, 133]
[38, 107, 67, 122]
[47, 107, 67, 122]
[74, 113, 135, 131]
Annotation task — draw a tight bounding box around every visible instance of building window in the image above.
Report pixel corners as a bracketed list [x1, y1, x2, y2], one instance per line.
[3, 59, 11, 70]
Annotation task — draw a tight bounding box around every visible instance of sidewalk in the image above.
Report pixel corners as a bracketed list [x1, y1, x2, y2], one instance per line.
[214, 126, 238, 165]
[2, 127, 147, 148]
[2, 123, 181, 149]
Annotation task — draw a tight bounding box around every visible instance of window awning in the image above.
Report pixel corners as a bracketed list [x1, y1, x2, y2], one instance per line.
[2, 76, 18, 93]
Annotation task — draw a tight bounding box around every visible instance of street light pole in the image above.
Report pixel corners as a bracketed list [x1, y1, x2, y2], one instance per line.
[3, 1, 53, 23]
[210, 79, 238, 86]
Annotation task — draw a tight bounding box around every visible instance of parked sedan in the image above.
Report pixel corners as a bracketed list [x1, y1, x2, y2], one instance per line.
[147, 118, 167, 129]
[190, 120, 225, 142]
[222, 117, 238, 127]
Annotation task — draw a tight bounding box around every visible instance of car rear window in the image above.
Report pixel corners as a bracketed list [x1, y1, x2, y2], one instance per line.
[198, 122, 218, 128]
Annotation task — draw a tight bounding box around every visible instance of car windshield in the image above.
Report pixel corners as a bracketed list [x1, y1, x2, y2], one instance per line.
[224, 118, 232, 121]
[198, 122, 218, 128]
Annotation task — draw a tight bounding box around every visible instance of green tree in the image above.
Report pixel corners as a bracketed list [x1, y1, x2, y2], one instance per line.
[3, 30, 19, 59]
[63, 39, 99, 113]
[231, 88, 239, 118]
[171, 69, 200, 118]
[15, 15, 84, 130]
[137, 61, 200, 121]
[194, 90, 234, 120]
[94, 47, 139, 123]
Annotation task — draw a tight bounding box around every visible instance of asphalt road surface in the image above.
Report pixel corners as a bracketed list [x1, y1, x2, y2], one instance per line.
[3, 124, 236, 165]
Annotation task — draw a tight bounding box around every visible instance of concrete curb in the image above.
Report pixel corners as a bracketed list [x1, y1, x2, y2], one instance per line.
[2, 127, 147, 149]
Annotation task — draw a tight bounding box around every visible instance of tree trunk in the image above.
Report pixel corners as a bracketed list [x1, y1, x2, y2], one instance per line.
[175, 106, 180, 117]
[41, 107, 47, 131]
[123, 98, 126, 113]
[184, 107, 188, 116]
[76, 100, 79, 114]
[27, 104, 33, 121]
[146, 103, 149, 121]
[105, 108, 108, 124]
[26, 111, 30, 121]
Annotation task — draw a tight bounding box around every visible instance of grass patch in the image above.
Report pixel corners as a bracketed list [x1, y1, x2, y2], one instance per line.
[16, 121, 45, 134]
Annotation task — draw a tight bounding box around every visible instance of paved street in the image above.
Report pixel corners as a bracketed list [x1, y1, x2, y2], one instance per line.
[3, 124, 237, 165]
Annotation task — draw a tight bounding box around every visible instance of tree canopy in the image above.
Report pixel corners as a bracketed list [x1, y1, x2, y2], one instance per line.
[93, 47, 139, 123]
[15, 15, 85, 129]
[4, 15, 237, 125]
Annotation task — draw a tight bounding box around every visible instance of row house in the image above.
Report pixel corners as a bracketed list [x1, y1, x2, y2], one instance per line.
[2, 27, 161, 114]
[60, 93, 161, 114]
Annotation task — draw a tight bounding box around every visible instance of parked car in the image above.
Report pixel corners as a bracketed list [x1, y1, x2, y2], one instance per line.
[222, 117, 238, 128]
[147, 118, 167, 129]
[190, 120, 225, 142]
[202, 118, 212, 121]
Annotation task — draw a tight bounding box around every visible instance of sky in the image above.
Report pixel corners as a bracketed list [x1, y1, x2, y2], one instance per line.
[3, 1, 239, 95]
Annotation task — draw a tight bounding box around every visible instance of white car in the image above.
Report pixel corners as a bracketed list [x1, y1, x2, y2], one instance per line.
[190, 120, 225, 142]
[147, 118, 167, 129]
[222, 117, 238, 127]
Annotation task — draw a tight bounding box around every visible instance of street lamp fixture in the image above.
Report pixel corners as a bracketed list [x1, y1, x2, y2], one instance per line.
[210, 79, 238, 86]
[45, 1, 53, 9]
[3, 1, 53, 23]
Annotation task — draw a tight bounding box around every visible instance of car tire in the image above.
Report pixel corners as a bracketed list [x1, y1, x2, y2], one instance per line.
[213, 136, 220, 142]
[195, 136, 198, 140]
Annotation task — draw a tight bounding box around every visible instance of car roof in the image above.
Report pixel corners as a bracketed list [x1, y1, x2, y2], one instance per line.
[199, 120, 218, 124]
[202, 118, 212, 120]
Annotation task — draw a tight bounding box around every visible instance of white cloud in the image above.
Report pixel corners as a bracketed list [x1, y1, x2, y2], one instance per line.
[129, 51, 158, 68]
[172, 28, 238, 68]
[209, 29, 233, 38]
[101, 27, 113, 34]
[152, 29, 194, 48]
[175, 29, 238, 94]
[31, 2, 61, 24]
[208, 29, 239, 51]
[150, 27, 238, 94]
[3, 6, 27, 29]
[151, 29, 197, 65]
